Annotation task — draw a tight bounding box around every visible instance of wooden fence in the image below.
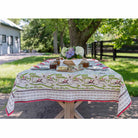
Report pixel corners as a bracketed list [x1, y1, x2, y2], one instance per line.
[89, 39, 138, 61]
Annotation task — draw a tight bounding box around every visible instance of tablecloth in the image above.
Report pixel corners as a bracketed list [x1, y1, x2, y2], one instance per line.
[6, 59, 131, 117]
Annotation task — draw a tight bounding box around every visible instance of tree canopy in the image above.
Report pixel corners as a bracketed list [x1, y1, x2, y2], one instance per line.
[21, 19, 69, 52]
[99, 19, 138, 48]
[20, 18, 138, 53]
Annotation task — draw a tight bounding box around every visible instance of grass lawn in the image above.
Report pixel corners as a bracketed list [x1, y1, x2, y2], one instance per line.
[101, 53, 138, 57]
[93, 55, 138, 97]
[0, 54, 138, 96]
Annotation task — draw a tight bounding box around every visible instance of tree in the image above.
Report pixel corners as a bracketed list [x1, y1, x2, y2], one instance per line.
[22, 19, 54, 52]
[21, 19, 69, 53]
[47, 19, 68, 53]
[68, 19, 102, 55]
[53, 29, 58, 54]
[68, 19, 138, 51]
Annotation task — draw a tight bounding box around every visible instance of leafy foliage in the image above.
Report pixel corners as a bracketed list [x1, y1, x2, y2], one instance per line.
[98, 19, 138, 48]
[73, 19, 102, 32]
[22, 19, 52, 52]
[74, 19, 94, 31]
[21, 18, 138, 52]
[21, 19, 69, 52]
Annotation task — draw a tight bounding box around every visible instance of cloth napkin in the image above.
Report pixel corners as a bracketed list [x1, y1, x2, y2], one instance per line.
[40, 62, 46, 65]
[102, 67, 109, 69]
[33, 65, 40, 68]
[31, 65, 50, 70]
[96, 63, 103, 66]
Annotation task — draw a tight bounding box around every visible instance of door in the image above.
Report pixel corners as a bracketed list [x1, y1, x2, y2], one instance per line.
[8, 36, 13, 53]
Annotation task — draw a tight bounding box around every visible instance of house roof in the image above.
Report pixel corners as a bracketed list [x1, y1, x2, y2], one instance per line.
[0, 18, 22, 30]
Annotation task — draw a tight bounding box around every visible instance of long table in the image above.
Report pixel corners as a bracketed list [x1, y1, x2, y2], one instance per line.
[6, 59, 131, 118]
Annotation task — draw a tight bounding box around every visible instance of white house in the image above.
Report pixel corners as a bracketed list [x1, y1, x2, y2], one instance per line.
[0, 19, 22, 55]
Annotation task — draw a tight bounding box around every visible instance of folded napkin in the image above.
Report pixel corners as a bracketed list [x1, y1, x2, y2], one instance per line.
[102, 67, 109, 69]
[43, 60, 50, 63]
[33, 65, 40, 68]
[44, 59, 56, 64]
[31, 65, 50, 70]
[94, 60, 99, 63]
[40, 62, 46, 65]
[96, 63, 102, 66]
[87, 59, 95, 61]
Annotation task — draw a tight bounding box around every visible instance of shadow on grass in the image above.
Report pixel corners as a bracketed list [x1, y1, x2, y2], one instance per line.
[111, 62, 138, 81]
[102, 60, 138, 96]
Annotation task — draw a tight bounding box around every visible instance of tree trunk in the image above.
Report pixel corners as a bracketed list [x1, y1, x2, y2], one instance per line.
[68, 19, 102, 57]
[53, 29, 58, 54]
[60, 31, 64, 49]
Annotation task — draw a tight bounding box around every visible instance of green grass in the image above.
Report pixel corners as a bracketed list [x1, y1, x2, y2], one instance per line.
[87, 53, 138, 57]
[90, 54, 138, 97]
[102, 59, 138, 96]
[102, 53, 138, 57]
[0, 55, 59, 93]
[0, 54, 138, 96]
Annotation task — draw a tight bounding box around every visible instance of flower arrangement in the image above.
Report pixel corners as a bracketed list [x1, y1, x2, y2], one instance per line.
[61, 46, 84, 59]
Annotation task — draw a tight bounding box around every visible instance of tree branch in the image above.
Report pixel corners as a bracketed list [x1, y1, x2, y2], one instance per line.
[81, 19, 102, 42]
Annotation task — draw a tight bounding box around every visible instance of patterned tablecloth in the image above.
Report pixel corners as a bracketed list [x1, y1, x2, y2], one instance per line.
[6, 59, 132, 117]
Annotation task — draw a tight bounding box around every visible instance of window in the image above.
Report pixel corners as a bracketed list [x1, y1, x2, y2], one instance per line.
[2, 35, 6, 43]
[15, 37, 18, 43]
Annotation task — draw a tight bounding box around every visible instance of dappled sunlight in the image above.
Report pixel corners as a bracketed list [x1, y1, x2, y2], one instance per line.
[100, 57, 138, 96]
[0, 93, 9, 100]
[9, 111, 23, 118]
[0, 111, 23, 118]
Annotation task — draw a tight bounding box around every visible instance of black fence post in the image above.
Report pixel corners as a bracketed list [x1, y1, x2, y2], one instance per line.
[93, 42, 97, 59]
[91, 43, 93, 58]
[100, 41, 103, 60]
[113, 48, 116, 61]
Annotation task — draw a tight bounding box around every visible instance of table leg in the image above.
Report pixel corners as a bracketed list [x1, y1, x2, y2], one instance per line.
[55, 101, 84, 119]
[70, 102, 75, 118]
[55, 110, 64, 118]
[64, 102, 73, 118]
[75, 110, 83, 119]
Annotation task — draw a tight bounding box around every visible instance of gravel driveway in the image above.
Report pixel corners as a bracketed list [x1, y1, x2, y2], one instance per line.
[0, 52, 44, 65]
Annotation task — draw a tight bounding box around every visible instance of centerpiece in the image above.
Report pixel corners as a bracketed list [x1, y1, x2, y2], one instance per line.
[61, 46, 84, 59]
[60, 46, 85, 71]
